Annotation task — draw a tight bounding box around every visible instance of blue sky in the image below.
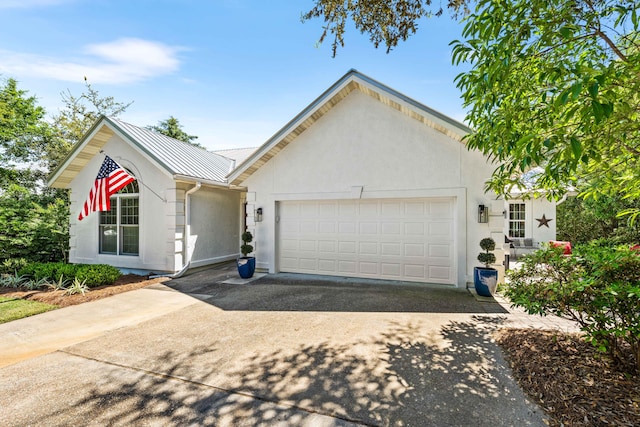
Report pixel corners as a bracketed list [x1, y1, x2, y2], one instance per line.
[0, 0, 467, 150]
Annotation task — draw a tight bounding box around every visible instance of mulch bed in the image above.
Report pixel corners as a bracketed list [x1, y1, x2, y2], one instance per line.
[495, 328, 640, 426]
[0, 274, 170, 308]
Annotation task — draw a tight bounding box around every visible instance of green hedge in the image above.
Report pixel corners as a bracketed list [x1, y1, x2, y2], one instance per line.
[18, 262, 121, 288]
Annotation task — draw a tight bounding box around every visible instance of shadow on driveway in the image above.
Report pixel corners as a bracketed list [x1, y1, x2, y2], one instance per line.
[31, 316, 539, 426]
[157, 268, 509, 314]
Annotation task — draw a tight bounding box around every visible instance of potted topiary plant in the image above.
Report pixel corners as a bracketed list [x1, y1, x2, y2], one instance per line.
[237, 231, 256, 279]
[474, 237, 498, 297]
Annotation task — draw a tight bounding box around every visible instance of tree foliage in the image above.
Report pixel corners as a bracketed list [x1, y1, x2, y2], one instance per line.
[557, 195, 640, 245]
[147, 116, 202, 147]
[0, 78, 51, 165]
[452, 0, 640, 204]
[49, 78, 133, 171]
[304, 0, 640, 218]
[0, 77, 134, 265]
[0, 185, 69, 264]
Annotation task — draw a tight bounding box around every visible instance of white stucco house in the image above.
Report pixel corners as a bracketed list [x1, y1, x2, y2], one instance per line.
[48, 69, 557, 287]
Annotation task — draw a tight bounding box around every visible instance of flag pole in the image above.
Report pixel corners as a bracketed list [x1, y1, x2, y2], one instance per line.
[99, 150, 167, 203]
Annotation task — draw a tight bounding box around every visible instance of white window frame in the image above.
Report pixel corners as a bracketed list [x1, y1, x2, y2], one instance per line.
[99, 181, 139, 256]
[508, 202, 526, 239]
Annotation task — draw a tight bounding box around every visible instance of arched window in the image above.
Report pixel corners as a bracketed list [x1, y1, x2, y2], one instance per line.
[99, 175, 139, 255]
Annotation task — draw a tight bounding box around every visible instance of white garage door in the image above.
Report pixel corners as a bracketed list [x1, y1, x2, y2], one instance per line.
[278, 198, 456, 284]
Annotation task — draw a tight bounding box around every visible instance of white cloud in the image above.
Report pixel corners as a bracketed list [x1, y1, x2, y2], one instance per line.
[0, 38, 182, 84]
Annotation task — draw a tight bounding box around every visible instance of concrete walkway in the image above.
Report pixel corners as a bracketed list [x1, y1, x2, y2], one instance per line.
[0, 269, 579, 426]
[0, 285, 201, 368]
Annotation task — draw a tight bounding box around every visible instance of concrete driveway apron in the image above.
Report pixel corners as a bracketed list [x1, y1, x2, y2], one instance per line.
[0, 268, 577, 426]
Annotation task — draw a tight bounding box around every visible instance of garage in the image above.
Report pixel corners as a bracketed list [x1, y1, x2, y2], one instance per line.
[277, 198, 456, 284]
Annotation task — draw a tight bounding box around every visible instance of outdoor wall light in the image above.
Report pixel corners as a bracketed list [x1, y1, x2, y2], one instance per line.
[478, 204, 489, 223]
[255, 207, 263, 223]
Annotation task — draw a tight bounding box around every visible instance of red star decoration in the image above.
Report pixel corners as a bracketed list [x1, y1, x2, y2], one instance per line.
[536, 214, 553, 228]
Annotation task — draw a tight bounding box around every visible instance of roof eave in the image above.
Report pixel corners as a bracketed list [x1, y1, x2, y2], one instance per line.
[173, 174, 230, 188]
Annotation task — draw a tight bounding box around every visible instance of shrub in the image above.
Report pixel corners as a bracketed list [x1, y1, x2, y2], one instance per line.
[0, 258, 28, 275]
[477, 237, 496, 267]
[19, 262, 78, 282]
[19, 262, 121, 288]
[506, 245, 640, 372]
[240, 231, 254, 257]
[74, 264, 121, 287]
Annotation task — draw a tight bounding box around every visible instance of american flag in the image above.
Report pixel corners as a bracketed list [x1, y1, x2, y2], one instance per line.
[78, 155, 136, 221]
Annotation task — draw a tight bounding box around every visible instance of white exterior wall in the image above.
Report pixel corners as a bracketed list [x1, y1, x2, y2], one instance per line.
[188, 186, 242, 268]
[68, 135, 243, 273]
[504, 198, 557, 246]
[242, 91, 497, 287]
[68, 136, 177, 272]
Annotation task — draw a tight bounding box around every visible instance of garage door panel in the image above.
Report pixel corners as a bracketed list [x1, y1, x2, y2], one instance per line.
[299, 258, 317, 270]
[318, 259, 336, 272]
[359, 262, 378, 275]
[404, 201, 426, 216]
[318, 202, 337, 216]
[339, 261, 357, 273]
[429, 201, 454, 217]
[428, 244, 452, 258]
[404, 222, 425, 235]
[338, 241, 357, 254]
[429, 266, 452, 280]
[299, 240, 316, 252]
[318, 221, 336, 233]
[359, 242, 378, 255]
[278, 198, 455, 284]
[381, 222, 402, 235]
[358, 201, 378, 216]
[299, 221, 316, 233]
[381, 202, 402, 216]
[339, 202, 357, 215]
[339, 222, 357, 233]
[381, 242, 402, 256]
[404, 264, 426, 278]
[404, 243, 425, 257]
[429, 222, 453, 237]
[359, 222, 378, 234]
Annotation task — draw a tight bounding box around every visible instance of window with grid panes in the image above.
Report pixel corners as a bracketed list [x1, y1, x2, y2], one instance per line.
[99, 179, 139, 255]
[508, 203, 526, 238]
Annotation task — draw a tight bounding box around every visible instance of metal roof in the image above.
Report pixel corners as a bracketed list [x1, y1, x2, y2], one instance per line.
[108, 117, 234, 183]
[213, 147, 258, 167]
[49, 116, 235, 188]
[227, 69, 472, 186]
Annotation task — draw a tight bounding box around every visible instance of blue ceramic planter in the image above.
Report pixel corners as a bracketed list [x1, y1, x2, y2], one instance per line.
[237, 257, 256, 279]
[474, 267, 498, 297]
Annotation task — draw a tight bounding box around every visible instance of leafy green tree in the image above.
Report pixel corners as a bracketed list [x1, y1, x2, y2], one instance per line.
[304, 0, 640, 218]
[451, 1, 639, 205]
[147, 116, 202, 147]
[0, 78, 53, 188]
[0, 185, 69, 263]
[557, 195, 640, 245]
[49, 78, 132, 170]
[302, 0, 465, 56]
[0, 77, 131, 265]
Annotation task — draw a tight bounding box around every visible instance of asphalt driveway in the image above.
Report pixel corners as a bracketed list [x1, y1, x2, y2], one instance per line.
[0, 265, 577, 426]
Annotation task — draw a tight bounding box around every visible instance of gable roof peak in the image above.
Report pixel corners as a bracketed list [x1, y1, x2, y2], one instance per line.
[49, 115, 235, 188]
[228, 69, 471, 185]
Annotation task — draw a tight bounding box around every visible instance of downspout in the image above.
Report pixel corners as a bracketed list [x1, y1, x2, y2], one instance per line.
[151, 182, 201, 279]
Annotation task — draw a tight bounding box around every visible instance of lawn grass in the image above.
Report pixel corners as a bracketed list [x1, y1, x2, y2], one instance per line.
[0, 297, 58, 324]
